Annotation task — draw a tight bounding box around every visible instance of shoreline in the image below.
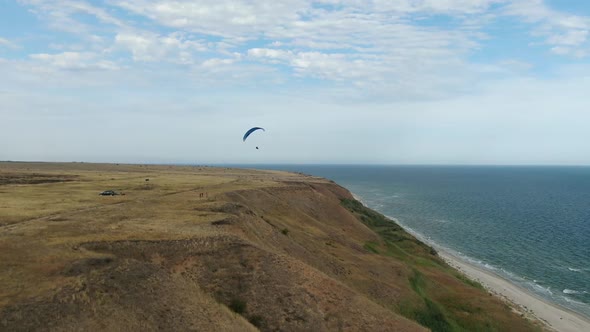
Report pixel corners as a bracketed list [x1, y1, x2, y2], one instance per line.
[390, 218, 590, 332]
[351, 194, 590, 331]
[437, 249, 590, 332]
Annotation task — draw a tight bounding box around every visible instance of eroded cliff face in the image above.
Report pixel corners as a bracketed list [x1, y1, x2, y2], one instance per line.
[0, 164, 537, 331]
[210, 182, 539, 332]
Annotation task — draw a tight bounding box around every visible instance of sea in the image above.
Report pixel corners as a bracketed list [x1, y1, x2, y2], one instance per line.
[237, 165, 590, 318]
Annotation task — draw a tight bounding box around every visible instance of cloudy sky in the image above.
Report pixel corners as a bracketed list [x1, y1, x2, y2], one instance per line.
[1, 0, 589, 164]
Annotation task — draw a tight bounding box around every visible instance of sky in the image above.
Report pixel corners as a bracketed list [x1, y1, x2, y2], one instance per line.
[1, 0, 590, 165]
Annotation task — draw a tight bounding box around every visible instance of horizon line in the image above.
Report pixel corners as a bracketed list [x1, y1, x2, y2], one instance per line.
[2, 160, 590, 167]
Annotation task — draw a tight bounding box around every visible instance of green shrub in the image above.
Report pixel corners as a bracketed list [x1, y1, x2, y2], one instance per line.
[229, 298, 246, 314]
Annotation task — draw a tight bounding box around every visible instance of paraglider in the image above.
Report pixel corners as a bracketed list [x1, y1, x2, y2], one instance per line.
[243, 127, 265, 150]
[243, 127, 265, 142]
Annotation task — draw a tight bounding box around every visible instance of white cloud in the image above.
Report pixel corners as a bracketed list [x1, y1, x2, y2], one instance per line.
[29, 52, 119, 71]
[114, 31, 208, 63]
[0, 37, 18, 49]
[504, 0, 590, 55]
[547, 29, 588, 46]
[248, 48, 292, 61]
[317, 0, 506, 15]
[237, 6, 482, 98]
[201, 58, 235, 68]
[18, 0, 127, 32]
[16, 0, 590, 98]
[112, 0, 308, 38]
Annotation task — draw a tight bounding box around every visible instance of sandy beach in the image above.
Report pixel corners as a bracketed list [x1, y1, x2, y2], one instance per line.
[438, 250, 590, 332]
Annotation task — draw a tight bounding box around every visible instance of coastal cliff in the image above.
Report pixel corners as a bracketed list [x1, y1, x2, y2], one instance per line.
[0, 163, 539, 331]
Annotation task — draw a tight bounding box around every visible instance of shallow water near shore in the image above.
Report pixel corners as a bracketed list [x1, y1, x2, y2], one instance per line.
[239, 165, 590, 318]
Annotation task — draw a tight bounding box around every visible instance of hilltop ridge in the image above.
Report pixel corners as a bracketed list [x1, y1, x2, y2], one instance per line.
[0, 162, 539, 331]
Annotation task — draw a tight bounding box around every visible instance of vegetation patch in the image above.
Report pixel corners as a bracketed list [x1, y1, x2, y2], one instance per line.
[63, 257, 114, 276]
[341, 199, 401, 230]
[0, 173, 78, 185]
[228, 298, 247, 314]
[340, 199, 437, 260]
[363, 241, 380, 254]
[455, 273, 485, 290]
[405, 269, 458, 332]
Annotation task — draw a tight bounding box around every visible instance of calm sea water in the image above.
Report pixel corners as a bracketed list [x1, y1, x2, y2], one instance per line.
[242, 165, 590, 318]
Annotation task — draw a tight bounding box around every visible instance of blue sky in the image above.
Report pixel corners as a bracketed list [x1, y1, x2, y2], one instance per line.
[1, 0, 590, 164]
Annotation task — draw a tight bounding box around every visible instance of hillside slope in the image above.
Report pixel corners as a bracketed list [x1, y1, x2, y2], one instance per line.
[0, 163, 539, 331]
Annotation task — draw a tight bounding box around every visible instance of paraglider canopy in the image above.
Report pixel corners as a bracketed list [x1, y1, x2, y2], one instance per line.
[243, 127, 265, 142]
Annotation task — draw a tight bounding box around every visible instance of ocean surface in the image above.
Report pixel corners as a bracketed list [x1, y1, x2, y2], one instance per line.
[240, 165, 590, 318]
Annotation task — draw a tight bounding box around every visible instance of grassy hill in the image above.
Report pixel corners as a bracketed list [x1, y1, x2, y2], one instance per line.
[0, 162, 540, 331]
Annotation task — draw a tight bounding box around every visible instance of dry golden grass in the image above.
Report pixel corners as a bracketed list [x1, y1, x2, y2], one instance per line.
[0, 162, 541, 331]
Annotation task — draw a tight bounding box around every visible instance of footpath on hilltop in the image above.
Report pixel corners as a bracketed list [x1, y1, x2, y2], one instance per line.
[0, 162, 541, 331]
